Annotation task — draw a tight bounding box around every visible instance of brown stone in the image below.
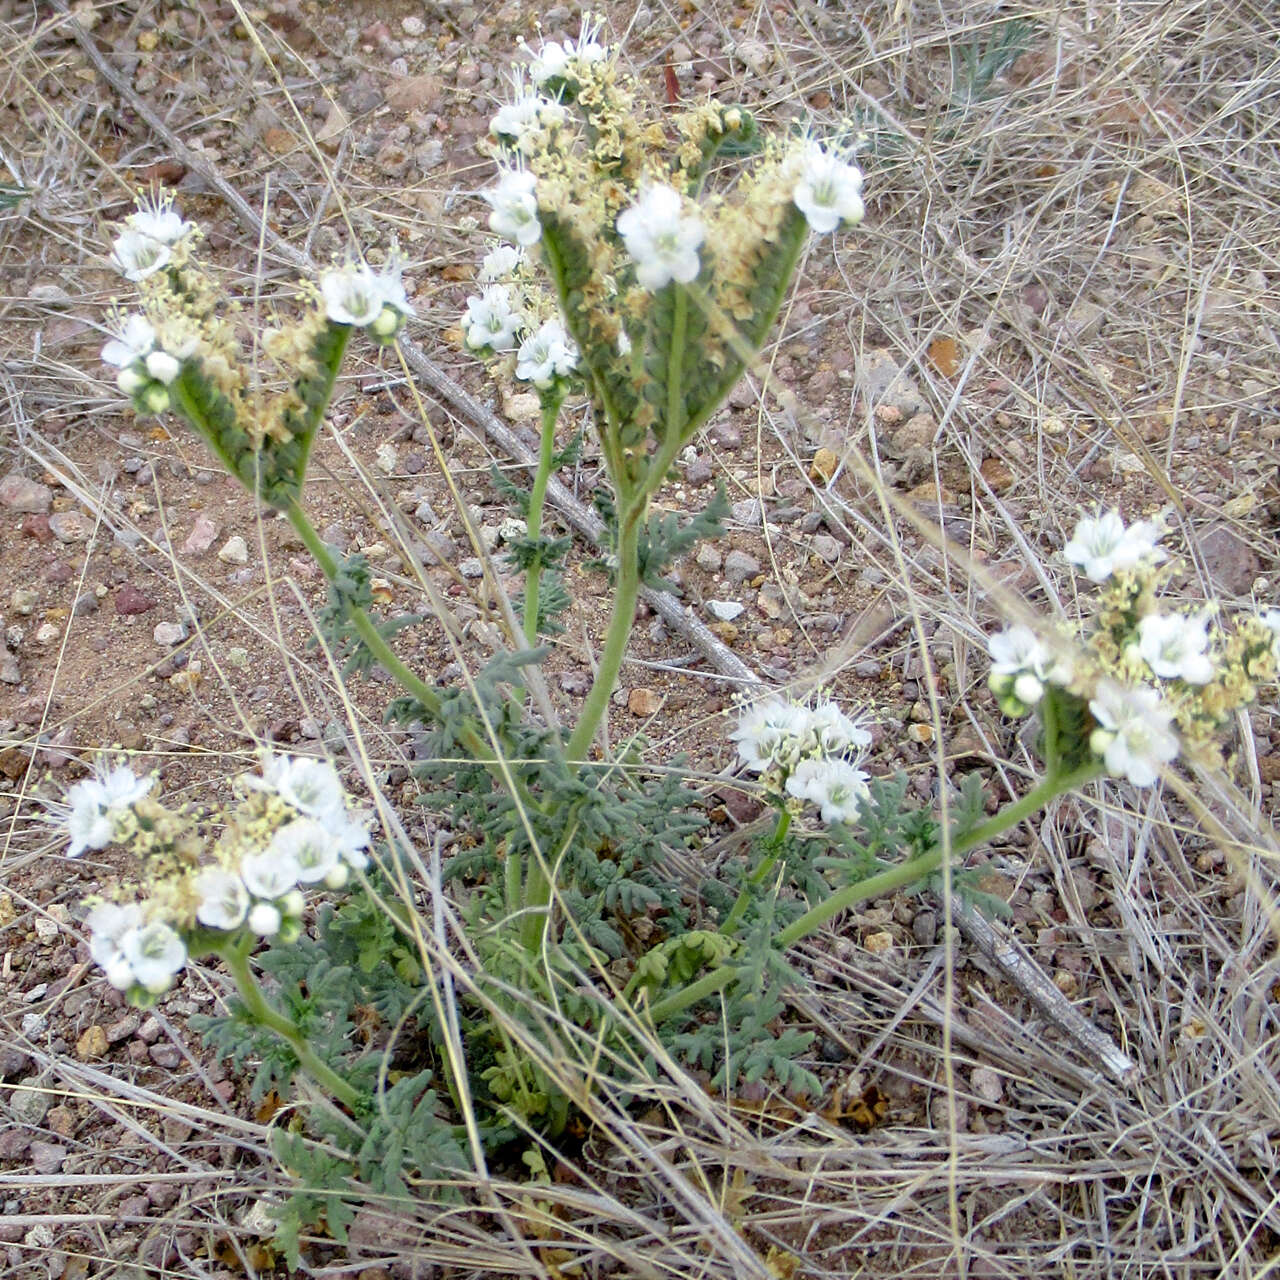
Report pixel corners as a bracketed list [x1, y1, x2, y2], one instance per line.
[627, 688, 663, 717]
[75, 1025, 109, 1059]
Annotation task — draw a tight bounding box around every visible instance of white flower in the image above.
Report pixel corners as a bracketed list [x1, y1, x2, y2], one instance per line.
[490, 74, 566, 152]
[1258, 608, 1280, 660]
[125, 193, 190, 245]
[193, 866, 249, 931]
[527, 16, 606, 84]
[730, 697, 811, 772]
[240, 847, 302, 901]
[247, 902, 282, 937]
[792, 142, 865, 234]
[464, 285, 525, 352]
[1064, 510, 1164, 582]
[528, 40, 570, 84]
[786, 757, 871, 825]
[144, 349, 182, 385]
[616, 183, 705, 290]
[805, 700, 872, 755]
[256, 755, 347, 823]
[64, 764, 152, 857]
[110, 228, 171, 281]
[1134, 613, 1215, 684]
[1088, 683, 1179, 787]
[988, 624, 1072, 707]
[122, 921, 186, 994]
[483, 169, 542, 246]
[331, 809, 372, 871]
[320, 264, 389, 327]
[85, 902, 144, 987]
[270, 818, 340, 884]
[515, 318, 578, 386]
[101, 315, 156, 368]
[479, 244, 523, 282]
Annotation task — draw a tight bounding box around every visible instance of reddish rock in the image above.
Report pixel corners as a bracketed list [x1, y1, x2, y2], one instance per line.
[114, 584, 157, 616]
[20, 514, 52, 543]
[0, 473, 52, 514]
[181, 514, 219, 556]
[43, 560, 72, 585]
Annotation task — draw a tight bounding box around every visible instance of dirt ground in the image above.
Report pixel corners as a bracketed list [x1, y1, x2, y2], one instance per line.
[2, 0, 1279, 1277]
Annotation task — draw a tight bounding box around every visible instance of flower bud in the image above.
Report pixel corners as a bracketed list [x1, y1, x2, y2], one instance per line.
[1089, 727, 1115, 759]
[248, 902, 281, 936]
[139, 384, 170, 415]
[142, 972, 173, 996]
[144, 349, 182, 385]
[324, 864, 350, 890]
[117, 366, 147, 396]
[1012, 673, 1044, 707]
[371, 306, 402, 338]
[280, 889, 305, 918]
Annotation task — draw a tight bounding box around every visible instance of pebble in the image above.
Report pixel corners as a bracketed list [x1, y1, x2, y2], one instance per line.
[729, 499, 761, 527]
[0, 1047, 31, 1078]
[28, 1142, 68, 1175]
[33, 914, 60, 944]
[695, 544, 723, 573]
[706, 600, 744, 621]
[9, 588, 37, 615]
[9, 1085, 50, 1125]
[812, 534, 841, 564]
[0, 656, 19, 685]
[1198, 522, 1260, 597]
[0, 1131, 31, 1160]
[136, 1016, 162, 1044]
[0, 473, 53, 514]
[724, 549, 761, 583]
[114, 584, 156, 615]
[217, 534, 249, 564]
[970, 1066, 1004, 1104]
[20, 514, 52, 543]
[48, 511, 90, 543]
[558, 670, 590, 695]
[34, 622, 59, 645]
[153, 621, 187, 647]
[627, 687, 663, 716]
[857, 348, 923, 415]
[105, 1012, 141, 1043]
[459, 557, 484, 578]
[911, 909, 938, 946]
[75, 1025, 109, 1059]
[686, 457, 714, 486]
[182, 515, 219, 555]
[72, 591, 98, 617]
[148, 1043, 182, 1068]
[401, 14, 425, 36]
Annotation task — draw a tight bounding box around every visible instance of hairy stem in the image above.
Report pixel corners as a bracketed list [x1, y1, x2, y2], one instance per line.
[522, 389, 565, 646]
[719, 807, 791, 937]
[222, 940, 361, 1110]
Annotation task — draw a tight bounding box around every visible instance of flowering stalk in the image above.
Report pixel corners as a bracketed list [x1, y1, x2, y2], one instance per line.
[718, 808, 791, 937]
[220, 933, 361, 1110]
[521, 385, 567, 645]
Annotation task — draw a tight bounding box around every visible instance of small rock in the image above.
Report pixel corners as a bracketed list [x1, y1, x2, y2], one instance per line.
[33, 914, 60, 943]
[20, 514, 53, 543]
[29, 1142, 68, 1174]
[863, 930, 895, 955]
[1063, 300, 1106, 342]
[706, 600, 744, 621]
[459, 557, 484, 578]
[627, 687, 663, 716]
[72, 592, 98, 617]
[729, 499, 762, 527]
[48, 511, 90, 543]
[148, 1043, 182, 1068]
[558, 670, 590, 695]
[857, 349, 923, 415]
[724, 549, 761, 583]
[136, 1016, 162, 1044]
[114, 584, 156, 616]
[1198, 523, 1260, 597]
[105, 1012, 141, 1044]
[810, 447, 839, 483]
[911, 910, 938, 946]
[0, 473, 53, 514]
[0, 655, 19, 684]
[316, 101, 350, 153]
[75, 1025, 109, 1059]
[46, 1105, 76, 1139]
[888, 412, 937, 455]
[217, 535, 249, 565]
[34, 622, 59, 645]
[812, 534, 841, 564]
[970, 1066, 1004, 1104]
[384, 73, 442, 114]
[182, 515, 219, 556]
[153, 621, 187, 647]
[0, 1130, 31, 1160]
[686, 457, 714, 486]
[0, 1046, 32, 1079]
[695, 544, 722, 572]
[10, 588, 37, 615]
[10, 1085, 50, 1125]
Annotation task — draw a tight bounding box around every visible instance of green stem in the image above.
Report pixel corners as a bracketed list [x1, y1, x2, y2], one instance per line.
[565, 505, 643, 761]
[222, 941, 361, 1111]
[719, 808, 791, 937]
[522, 390, 564, 646]
[648, 761, 1103, 1024]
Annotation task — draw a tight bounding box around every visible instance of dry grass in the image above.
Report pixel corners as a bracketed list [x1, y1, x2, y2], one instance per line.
[1, 0, 1279, 1276]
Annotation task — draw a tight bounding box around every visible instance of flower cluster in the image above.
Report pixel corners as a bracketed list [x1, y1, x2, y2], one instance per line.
[731, 696, 873, 825]
[67, 755, 371, 1004]
[988, 509, 1279, 788]
[108, 191, 191, 281]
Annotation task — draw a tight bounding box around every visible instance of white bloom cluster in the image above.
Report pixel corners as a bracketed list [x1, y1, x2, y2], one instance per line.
[85, 902, 186, 995]
[63, 762, 153, 857]
[319, 260, 415, 338]
[791, 141, 865, 234]
[616, 183, 706, 291]
[490, 72, 567, 154]
[731, 696, 872, 826]
[108, 192, 191, 282]
[1130, 612, 1214, 684]
[987, 625, 1072, 716]
[524, 15, 607, 86]
[1088, 683, 1179, 788]
[101, 314, 197, 410]
[483, 169, 542, 247]
[1063, 510, 1164, 582]
[464, 284, 525, 353]
[515, 318, 578, 386]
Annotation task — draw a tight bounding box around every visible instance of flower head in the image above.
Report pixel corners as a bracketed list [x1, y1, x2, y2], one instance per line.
[330, 809, 372, 871]
[478, 244, 523, 283]
[193, 866, 250, 931]
[1088, 683, 1179, 787]
[616, 183, 705, 290]
[490, 73, 566, 152]
[125, 192, 190, 246]
[786, 757, 871, 825]
[101, 315, 157, 369]
[122, 921, 186, 994]
[110, 228, 171, 281]
[515, 318, 578, 386]
[251, 755, 347, 823]
[792, 142, 865, 234]
[85, 902, 144, 989]
[464, 285, 525, 352]
[1133, 613, 1215, 684]
[730, 698, 814, 773]
[270, 818, 341, 884]
[63, 763, 153, 857]
[526, 15, 607, 84]
[988, 624, 1072, 711]
[483, 169, 542, 247]
[240, 847, 302, 901]
[807, 700, 873, 755]
[1064, 510, 1164, 582]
